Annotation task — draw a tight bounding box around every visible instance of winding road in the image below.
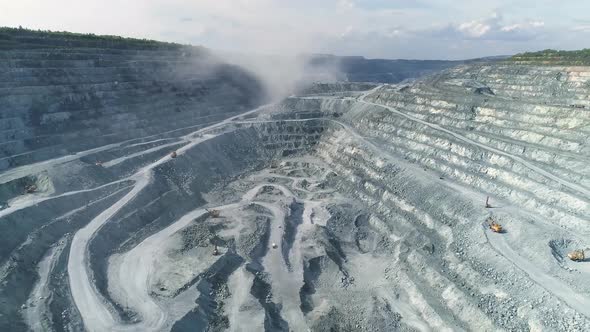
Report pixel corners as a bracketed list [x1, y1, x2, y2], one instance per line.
[66, 105, 270, 332]
[57, 89, 589, 331]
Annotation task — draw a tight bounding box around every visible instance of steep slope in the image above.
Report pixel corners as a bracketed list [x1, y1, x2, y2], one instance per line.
[0, 28, 263, 172]
[280, 64, 590, 331]
[0, 30, 589, 332]
[0, 29, 266, 331]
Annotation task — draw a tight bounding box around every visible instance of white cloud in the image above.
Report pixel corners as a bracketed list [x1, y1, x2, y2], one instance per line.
[458, 21, 492, 37]
[501, 21, 544, 32]
[0, 0, 587, 60]
[337, 0, 355, 9]
[444, 13, 546, 41]
[384, 29, 404, 38]
[572, 25, 590, 32]
[340, 26, 355, 38]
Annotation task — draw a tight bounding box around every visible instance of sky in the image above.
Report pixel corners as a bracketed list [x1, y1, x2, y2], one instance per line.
[1, 0, 589, 60]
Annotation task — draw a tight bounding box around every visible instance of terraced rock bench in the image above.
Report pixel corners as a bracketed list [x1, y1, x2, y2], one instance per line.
[0, 47, 263, 172]
[273, 63, 590, 331]
[1, 30, 589, 332]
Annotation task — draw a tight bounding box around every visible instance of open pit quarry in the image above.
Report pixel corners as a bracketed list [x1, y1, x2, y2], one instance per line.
[0, 32, 590, 332]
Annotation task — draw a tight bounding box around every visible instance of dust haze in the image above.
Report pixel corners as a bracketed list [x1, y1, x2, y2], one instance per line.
[216, 51, 344, 101]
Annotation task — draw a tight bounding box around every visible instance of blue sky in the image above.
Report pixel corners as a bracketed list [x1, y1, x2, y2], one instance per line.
[1, 0, 589, 59]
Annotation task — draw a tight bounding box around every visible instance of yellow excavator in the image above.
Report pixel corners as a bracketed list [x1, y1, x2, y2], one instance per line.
[486, 216, 503, 233]
[568, 249, 587, 262]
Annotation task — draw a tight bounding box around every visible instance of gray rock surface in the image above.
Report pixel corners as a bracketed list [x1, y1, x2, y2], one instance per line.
[0, 31, 589, 332]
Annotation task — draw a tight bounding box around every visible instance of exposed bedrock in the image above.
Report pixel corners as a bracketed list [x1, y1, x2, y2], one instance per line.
[1, 57, 589, 332]
[0, 46, 264, 171]
[88, 122, 324, 320]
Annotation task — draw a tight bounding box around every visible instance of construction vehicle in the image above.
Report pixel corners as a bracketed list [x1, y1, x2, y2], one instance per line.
[170, 151, 177, 158]
[95, 161, 103, 167]
[485, 196, 492, 208]
[486, 217, 503, 233]
[568, 249, 586, 262]
[272, 243, 278, 249]
[212, 245, 220, 256]
[206, 209, 221, 218]
[490, 222, 503, 233]
[24, 184, 37, 194]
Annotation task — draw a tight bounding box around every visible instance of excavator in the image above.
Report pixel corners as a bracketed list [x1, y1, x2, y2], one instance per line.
[568, 249, 587, 262]
[486, 216, 503, 233]
[206, 209, 221, 218]
[24, 184, 37, 194]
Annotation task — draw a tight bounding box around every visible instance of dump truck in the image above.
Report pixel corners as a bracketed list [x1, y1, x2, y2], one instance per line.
[568, 249, 586, 262]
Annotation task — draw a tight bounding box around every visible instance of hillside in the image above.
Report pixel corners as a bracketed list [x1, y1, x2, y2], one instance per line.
[307, 54, 468, 83]
[509, 48, 590, 65]
[0, 27, 186, 50]
[0, 29, 589, 332]
[0, 28, 263, 173]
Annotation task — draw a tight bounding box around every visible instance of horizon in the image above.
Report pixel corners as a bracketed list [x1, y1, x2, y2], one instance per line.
[1, 25, 510, 62]
[1, 0, 589, 61]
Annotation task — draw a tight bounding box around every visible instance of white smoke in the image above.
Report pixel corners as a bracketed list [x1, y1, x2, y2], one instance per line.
[215, 51, 344, 101]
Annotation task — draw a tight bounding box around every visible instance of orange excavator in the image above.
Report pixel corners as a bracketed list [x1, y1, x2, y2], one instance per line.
[486, 216, 503, 233]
